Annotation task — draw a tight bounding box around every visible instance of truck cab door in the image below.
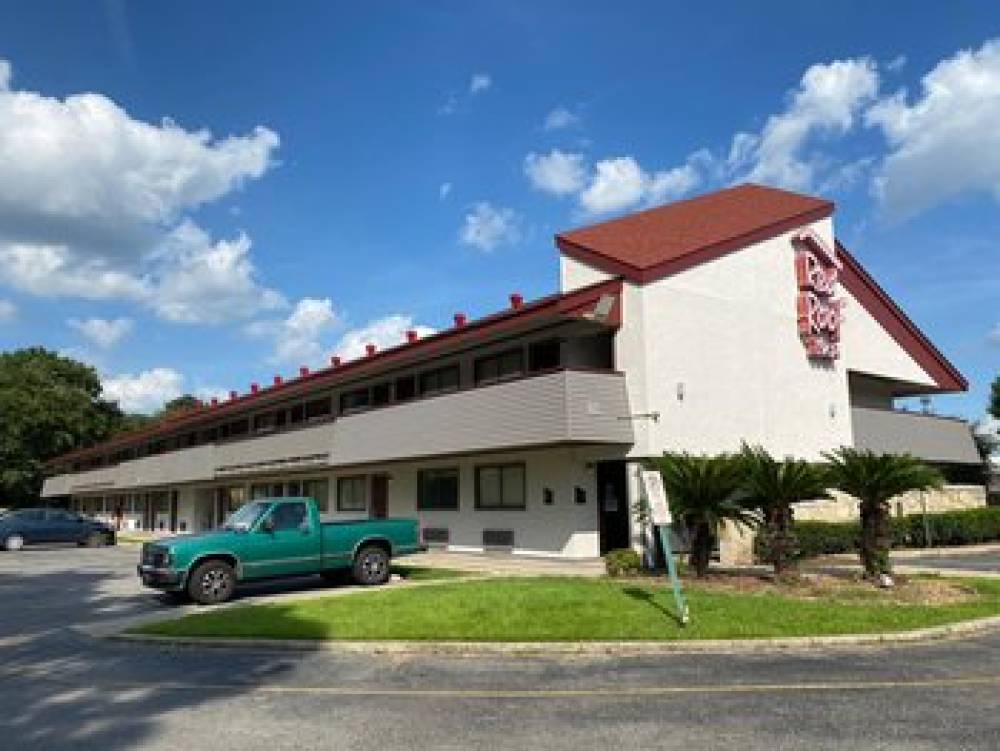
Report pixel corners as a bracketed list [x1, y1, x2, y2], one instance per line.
[242, 501, 322, 579]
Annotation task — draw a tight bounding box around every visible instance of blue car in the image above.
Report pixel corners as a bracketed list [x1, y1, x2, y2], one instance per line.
[0, 508, 116, 551]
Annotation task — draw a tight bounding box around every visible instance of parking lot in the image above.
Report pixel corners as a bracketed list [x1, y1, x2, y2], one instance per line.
[2, 544, 1000, 750]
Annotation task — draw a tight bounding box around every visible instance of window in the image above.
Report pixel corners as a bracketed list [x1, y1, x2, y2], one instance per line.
[303, 479, 331, 513]
[529, 339, 561, 372]
[395, 375, 416, 402]
[269, 502, 308, 531]
[253, 412, 276, 433]
[305, 397, 332, 420]
[339, 387, 370, 413]
[337, 476, 367, 512]
[475, 464, 526, 509]
[371, 382, 391, 406]
[419, 365, 460, 396]
[250, 484, 271, 500]
[417, 468, 460, 510]
[474, 348, 524, 385]
[290, 404, 305, 424]
[287, 480, 301, 497]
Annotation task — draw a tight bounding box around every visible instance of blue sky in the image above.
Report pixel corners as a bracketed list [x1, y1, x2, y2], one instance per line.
[0, 1, 997, 419]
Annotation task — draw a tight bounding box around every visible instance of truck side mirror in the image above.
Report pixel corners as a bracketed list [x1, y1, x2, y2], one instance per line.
[260, 516, 276, 533]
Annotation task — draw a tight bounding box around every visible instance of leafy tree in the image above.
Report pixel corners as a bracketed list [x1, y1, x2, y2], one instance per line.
[0, 348, 125, 505]
[823, 448, 943, 578]
[991, 375, 1000, 420]
[740, 444, 830, 576]
[649, 452, 755, 576]
[159, 394, 201, 417]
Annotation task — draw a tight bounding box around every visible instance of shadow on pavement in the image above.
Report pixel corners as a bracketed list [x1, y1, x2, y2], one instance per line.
[0, 564, 339, 750]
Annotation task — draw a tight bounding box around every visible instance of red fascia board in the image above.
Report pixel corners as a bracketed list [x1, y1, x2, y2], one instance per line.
[836, 241, 967, 392]
[49, 279, 623, 466]
[556, 203, 834, 285]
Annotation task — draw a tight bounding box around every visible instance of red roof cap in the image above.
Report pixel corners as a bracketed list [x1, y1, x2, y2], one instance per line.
[556, 184, 834, 284]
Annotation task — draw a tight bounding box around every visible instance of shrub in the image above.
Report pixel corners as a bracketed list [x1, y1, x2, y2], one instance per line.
[754, 507, 1000, 560]
[604, 548, 642, 577]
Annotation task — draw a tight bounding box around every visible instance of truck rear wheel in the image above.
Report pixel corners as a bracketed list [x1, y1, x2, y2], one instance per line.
[187, 559, 236, 605]
[352, 545, 390, 586]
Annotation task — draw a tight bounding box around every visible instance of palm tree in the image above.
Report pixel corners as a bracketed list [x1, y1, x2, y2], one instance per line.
[740, 444, 830, 576]
[649, 452, 755, 576]
[823, 448, 943, 578]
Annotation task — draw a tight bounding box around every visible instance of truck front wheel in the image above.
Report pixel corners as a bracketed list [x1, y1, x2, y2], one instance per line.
[187, 559, 236, 605]
[352, 545, 390, 586]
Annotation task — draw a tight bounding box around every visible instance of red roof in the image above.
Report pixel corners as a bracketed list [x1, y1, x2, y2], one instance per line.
[48, 279, 623, 465]
[557, 183, 834, 283]
[836, 242, 966, 392]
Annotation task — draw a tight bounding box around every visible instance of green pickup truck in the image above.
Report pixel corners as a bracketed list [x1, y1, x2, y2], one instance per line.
[137, 497, 424, 604]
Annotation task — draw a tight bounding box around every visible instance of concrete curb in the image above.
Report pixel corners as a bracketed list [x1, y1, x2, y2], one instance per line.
[108, 614, 1000, 656]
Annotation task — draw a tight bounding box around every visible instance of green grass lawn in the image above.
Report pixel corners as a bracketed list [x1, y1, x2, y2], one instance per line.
[133, 576, 1000, 642]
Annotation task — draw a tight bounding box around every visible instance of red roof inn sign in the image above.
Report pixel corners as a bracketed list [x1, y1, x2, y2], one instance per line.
[793, 229, 843, 360]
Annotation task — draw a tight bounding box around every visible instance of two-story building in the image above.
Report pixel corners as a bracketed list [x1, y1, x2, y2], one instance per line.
[41, 184, 982, 559]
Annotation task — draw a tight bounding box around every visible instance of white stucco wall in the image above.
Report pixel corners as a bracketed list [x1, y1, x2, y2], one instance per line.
[559, 216, 938, 461]
[371, 447, 602, 558]
[837, 284, 937, 388]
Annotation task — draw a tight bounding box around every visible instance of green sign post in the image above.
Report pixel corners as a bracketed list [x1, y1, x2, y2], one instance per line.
[642, 469, 689, 625]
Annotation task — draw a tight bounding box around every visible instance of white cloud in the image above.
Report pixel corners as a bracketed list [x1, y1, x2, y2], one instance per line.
[68, 317, 133, 348]
[0, 243, 150, 300]
[247, 297, 340, 365]
[579, 157, 645, 214]
[102, 367, 184, 413]
[459, 202, 521, 251]
[469, 73, 492, 94]
[149, 221, 285, 324]
[0, 57, 282, 323]
[439, 182, 453, 200]
[866, 39, 1000, 220]
[886, 55, 907, 72]
[330, 315, 435, 362]
[989, 323, 1000, 346]
[578, 156, 701, 215]
[741, 57, 879, 191]
[524, 150, 587, 195]
[0, 298, 14, 322]
[543, 106, 580, 131]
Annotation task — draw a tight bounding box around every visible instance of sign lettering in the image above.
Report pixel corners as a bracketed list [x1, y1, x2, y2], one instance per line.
[793, 230, 842, 360]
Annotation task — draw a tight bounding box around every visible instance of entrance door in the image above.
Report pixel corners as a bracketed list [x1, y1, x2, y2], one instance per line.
[370, 475, 388, 519]
[597, 461, 629, 554]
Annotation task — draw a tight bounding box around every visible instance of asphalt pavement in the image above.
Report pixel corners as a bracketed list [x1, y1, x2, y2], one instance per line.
[1, 544, 999, 750]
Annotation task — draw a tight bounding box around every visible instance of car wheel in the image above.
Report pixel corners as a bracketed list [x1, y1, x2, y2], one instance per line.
[187, 560, 236, 605]
[3, 534, 25, 552]
[352, 545, 390, 586]
[84, 531, 106, 547]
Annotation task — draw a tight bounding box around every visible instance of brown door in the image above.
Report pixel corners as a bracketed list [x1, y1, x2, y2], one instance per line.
[370, 475, 389, 519]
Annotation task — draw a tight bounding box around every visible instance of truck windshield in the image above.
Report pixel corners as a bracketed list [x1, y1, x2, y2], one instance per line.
[223, 501, 271, 531]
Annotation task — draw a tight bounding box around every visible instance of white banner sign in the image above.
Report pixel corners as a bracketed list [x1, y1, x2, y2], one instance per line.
[641, 470, 672, 526]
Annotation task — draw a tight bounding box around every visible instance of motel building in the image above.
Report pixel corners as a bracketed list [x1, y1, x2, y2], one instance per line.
[41, 184, 983, 562]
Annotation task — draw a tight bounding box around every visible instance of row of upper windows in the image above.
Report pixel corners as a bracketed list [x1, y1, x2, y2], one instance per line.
[63, 338, 569, 473]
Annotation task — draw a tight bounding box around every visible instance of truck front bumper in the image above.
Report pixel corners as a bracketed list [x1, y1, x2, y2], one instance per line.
[137, 564, 183, 589]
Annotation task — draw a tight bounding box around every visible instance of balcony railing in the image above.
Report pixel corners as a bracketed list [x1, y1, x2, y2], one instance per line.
[42, 369, 634, 496]
[851, 406, 981, 464]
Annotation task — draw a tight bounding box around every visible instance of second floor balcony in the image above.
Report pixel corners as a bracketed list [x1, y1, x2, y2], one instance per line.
[42, 368, 635, 496]
[851, 406, 981, 465]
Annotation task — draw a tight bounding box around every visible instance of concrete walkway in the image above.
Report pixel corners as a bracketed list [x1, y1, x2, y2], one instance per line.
[407, 550, 605, 577]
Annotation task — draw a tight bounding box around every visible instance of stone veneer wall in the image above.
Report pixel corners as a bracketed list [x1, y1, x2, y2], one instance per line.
[792, 485, 987, 522]
[716, 485, 987, 566]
